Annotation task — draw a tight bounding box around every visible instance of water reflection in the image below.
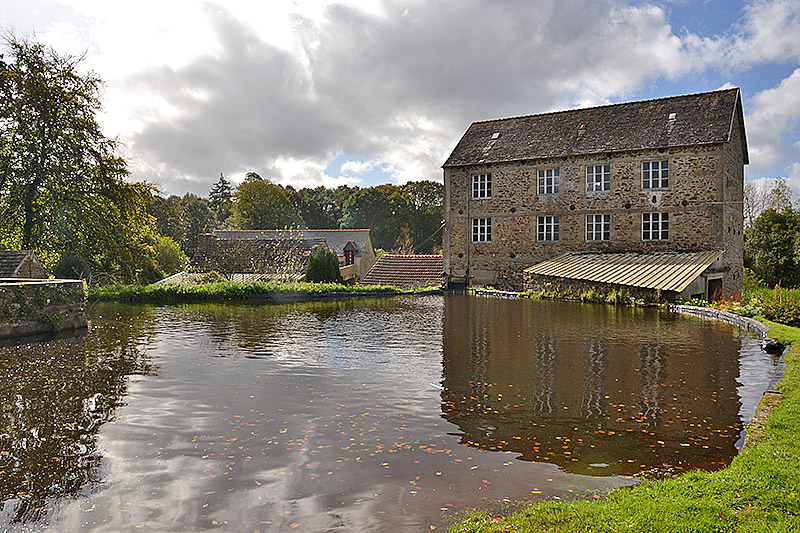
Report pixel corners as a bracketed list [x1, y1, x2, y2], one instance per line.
[441, 295, 745, 476]
[0, 296, 778, 532]
[0, 305, 156, 525]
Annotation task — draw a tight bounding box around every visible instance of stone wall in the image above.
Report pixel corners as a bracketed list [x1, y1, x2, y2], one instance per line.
[523, 272, 679, 302]
[444, 143, 744, 291]
[0, 280, 87, 339]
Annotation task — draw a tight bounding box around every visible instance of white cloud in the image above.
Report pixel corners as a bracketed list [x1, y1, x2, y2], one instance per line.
[746, 68, 800, 174]
[4, 0, 800, 196]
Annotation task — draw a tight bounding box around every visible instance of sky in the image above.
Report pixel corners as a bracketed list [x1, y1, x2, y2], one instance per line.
[2, 0, 799, 198]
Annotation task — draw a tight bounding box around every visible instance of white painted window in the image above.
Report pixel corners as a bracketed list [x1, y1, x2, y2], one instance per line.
[472, 218, 491, 242]
[586, 165, 610, 192]
[642, 161, 669, 189]
[537, 215, 559, 241]
[642, 212, 669, 240]
[472, 173, 492, 199]
[586, 214, 610, 241]
[537, 168, 560, 195]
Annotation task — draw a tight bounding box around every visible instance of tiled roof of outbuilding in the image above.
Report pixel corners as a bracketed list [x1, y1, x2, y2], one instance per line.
[361, 254, 443, 289]
[443, 88, 748, 167]
[0, 250, 44, 278]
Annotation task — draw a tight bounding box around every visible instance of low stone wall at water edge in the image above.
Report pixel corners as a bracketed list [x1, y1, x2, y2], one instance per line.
[0, 279, 87, 339]
[669, 304, 769, 340]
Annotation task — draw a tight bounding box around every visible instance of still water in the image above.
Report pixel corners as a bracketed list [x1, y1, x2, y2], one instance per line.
[0, 295, 780, 531]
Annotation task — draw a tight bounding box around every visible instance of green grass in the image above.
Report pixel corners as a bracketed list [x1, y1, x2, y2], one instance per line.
[88, 280, 407, 303]
[449, 320, 800, 533]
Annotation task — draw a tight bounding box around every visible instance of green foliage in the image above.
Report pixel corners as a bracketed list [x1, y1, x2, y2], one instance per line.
[179, 193, 215, 257]
[230, 178, 302, 230]
[53, 253, 90, 280]
[0, 36, 161, 284]
[152, 235, 189, 277]
[305, 245, 343, 283]
[88, 280, 401, 303]
[209, 173, 233, 227]
[745, 207, 800, 287]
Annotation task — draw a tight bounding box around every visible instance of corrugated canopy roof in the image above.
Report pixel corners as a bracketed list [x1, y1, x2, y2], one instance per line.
[444, 88, 748, 167]
[523, 251, 723, 293]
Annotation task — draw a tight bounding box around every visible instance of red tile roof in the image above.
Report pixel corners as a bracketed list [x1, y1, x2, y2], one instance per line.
[361, 254, 443, 289]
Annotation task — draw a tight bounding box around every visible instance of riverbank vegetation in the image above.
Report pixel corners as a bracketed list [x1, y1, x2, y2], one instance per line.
[88, 280, 407, 303]
[450, 318, 800, 532]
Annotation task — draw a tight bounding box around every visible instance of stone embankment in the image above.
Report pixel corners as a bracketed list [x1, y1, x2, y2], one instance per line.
[668, 304, 769, 339]
[0, 279, 87, 339]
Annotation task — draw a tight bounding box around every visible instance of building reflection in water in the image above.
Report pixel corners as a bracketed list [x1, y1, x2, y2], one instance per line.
[441, 294, 744, 476]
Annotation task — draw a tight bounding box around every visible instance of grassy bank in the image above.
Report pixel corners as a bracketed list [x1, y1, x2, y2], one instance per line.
[450, 318, 800, 532]
[89, 280, 406, 303]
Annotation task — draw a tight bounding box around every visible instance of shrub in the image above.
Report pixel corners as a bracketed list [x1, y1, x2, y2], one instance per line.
[54, 253, 90, 280]
[153, 235, 189, 276]
[305, 246, 343, 283]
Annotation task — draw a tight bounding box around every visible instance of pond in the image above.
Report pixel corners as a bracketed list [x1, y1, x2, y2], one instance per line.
[0, 295, 781, 531]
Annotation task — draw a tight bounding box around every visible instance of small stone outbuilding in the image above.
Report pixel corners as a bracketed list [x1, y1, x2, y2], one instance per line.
[0, 250, 46, 279]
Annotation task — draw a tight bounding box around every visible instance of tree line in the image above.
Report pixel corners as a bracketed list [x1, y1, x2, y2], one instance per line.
[0, 36, 442, 285]
[148, 172, 444, 260]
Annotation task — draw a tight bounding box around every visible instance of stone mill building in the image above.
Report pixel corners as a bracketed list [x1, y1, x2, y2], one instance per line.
[442, 88, 748, 300]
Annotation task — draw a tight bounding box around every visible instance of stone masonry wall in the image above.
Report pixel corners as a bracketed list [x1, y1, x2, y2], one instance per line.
[444, 143, 743, 291]
[722, 111, 745, 295]
[0, 280, 87, 339]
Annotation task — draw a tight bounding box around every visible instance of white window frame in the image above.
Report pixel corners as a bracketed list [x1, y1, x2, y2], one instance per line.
[472, 173, 492, 199]
[642, 160, 669, 189]
[586, 214, 610, 241]
[537, 168, 560, 195]
[586, 165, 610, 192]
[472, 218, 491, 243]
[642, 212, 669, 241]
[537, 215, 559, 242]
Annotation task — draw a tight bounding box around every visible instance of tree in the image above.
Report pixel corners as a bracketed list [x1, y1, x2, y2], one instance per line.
[230, 178, 302, 230]
[152, 235, 189, 277]
[340, 184, 410, 250]
[744, 178, 794, 227]
[305, 245, 343, 283]
[147, 194, 183, 242]
[209, 173, 233, 227]
[180, 193, 214, 257]
[744, 207, 800, 287]
[0, 36, 160, 282]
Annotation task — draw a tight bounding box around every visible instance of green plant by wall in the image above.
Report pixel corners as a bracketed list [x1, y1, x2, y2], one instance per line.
[305, 246, 343, 283]
[40, 312, 65, 332]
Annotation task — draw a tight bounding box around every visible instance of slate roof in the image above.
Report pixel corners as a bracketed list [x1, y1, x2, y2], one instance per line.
[523, 250, 723, 293]
[444, 88, 748, 167]
[213, 229, 372, 257]
[361, 254, 444, 289]
[0, 250, 44, 279]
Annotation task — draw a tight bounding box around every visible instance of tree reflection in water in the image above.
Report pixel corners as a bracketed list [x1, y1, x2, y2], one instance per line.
[0, 305, 156, 525]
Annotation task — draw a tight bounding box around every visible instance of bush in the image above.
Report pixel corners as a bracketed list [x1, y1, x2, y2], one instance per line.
[53, 253, 90, 280]
[305, 246, 343, 283]
[153, 235, 189, 276]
